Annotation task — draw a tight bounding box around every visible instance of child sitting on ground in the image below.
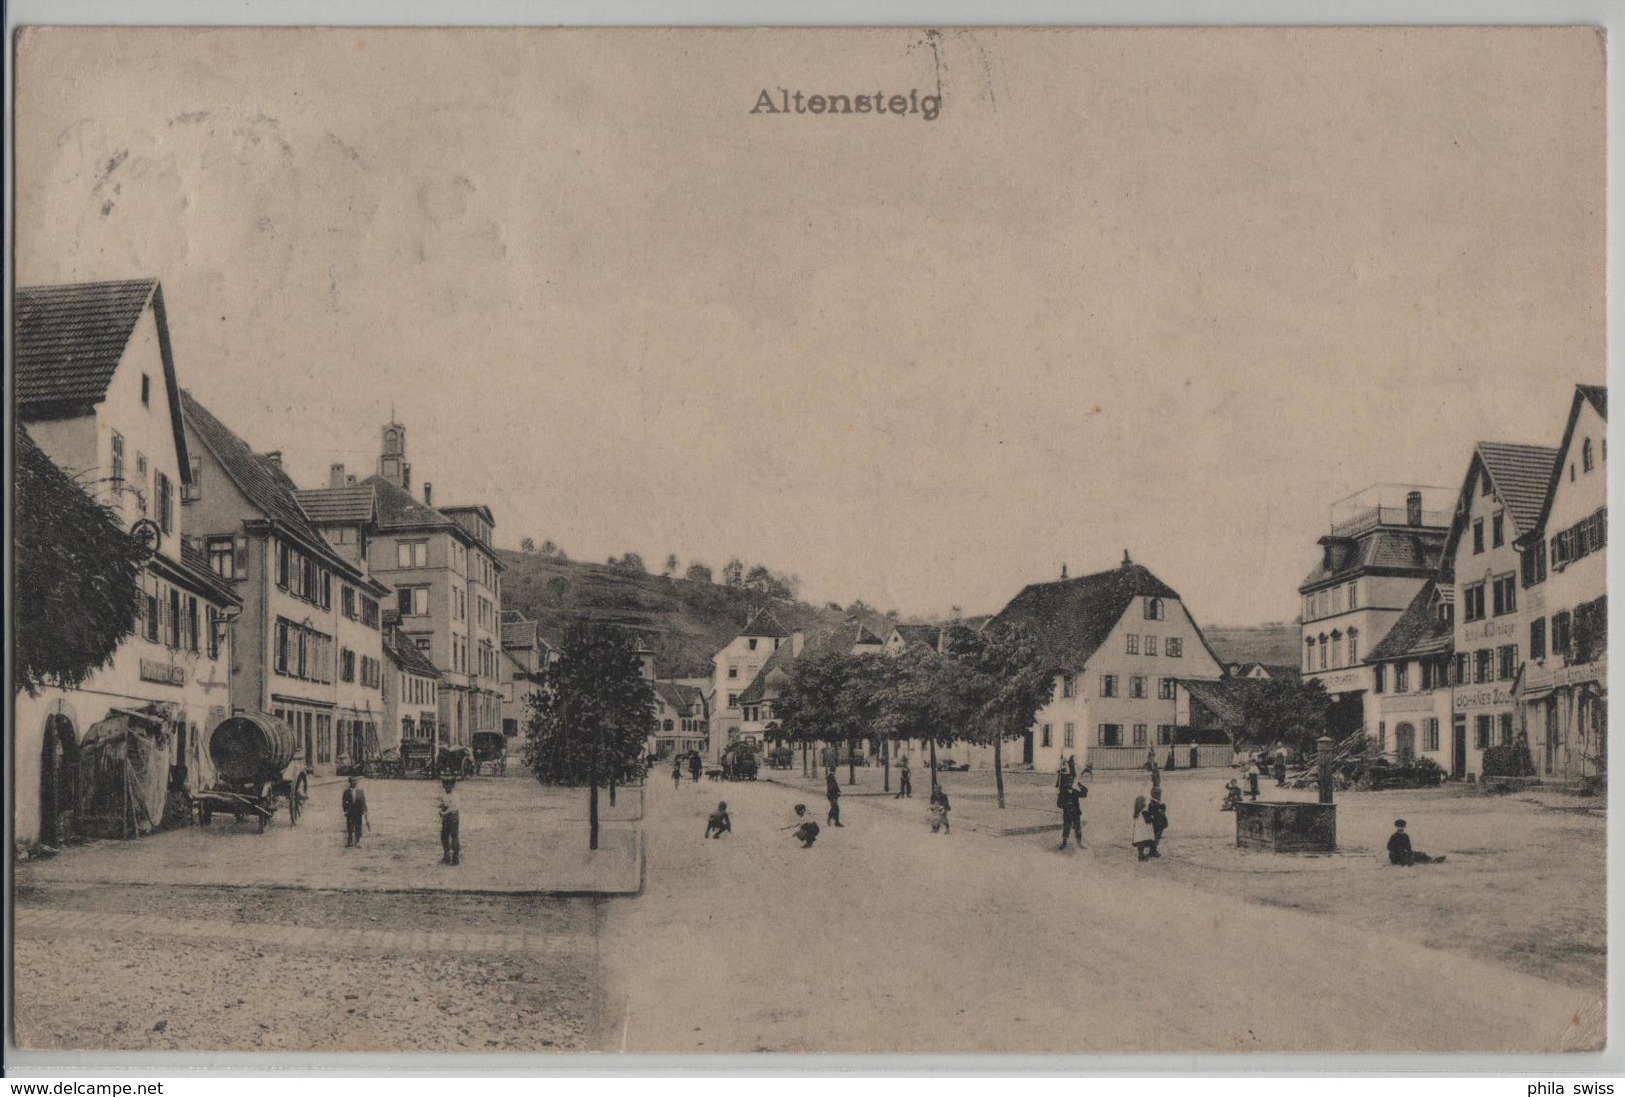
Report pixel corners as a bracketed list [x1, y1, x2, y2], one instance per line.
[1221, 779, 1243, 812]
[785, 803, 820, 848]
[1387, 819, 1444, 865]
[704, 801, 732, 839]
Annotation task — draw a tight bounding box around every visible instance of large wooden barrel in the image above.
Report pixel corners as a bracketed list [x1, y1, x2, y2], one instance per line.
[209, 713, 298, 785]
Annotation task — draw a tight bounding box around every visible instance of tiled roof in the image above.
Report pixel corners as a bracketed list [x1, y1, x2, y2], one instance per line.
[1476, 442, 1561, 536]
[1299, 526, 1448, 590]
[739, 609, 789, 638]
[1178, 678, 1250, 728]
[384, 628, 443, 680]
[502, 618, 550, 649]
[1365, 579, 1454, 662]
[891, 624, 941, 649]
[363, 474, 460, 532]
[180, 390, 354, 575]
[293, 484, 376, 525]
[853, 624, 885, 646]
[15, 279, 158, 413]
[990, 562, 1183, 671]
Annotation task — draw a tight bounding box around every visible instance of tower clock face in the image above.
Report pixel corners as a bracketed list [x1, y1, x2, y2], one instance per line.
[130, 518, 161, 559]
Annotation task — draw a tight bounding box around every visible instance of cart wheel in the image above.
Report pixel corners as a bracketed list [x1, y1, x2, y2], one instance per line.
[287, 773, 309, 826]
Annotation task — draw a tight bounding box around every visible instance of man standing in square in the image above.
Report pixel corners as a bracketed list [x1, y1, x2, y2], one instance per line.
[437, 777, 462, 865]
[342, 776, 368, 848]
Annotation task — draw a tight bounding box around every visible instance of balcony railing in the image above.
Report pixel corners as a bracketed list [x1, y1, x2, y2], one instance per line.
[1330, 504, 1450, 538]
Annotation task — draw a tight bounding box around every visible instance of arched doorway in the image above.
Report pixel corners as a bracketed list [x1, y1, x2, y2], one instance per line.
[1394, 722, 1417, 764]
[39, 714, 80, 846]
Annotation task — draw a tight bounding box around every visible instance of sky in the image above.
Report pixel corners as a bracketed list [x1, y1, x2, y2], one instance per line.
[13, 27, 1605, 625]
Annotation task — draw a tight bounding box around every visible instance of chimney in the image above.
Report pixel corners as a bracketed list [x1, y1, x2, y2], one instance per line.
[1061, 564, 1069, 580]
[1122, 549, 1133, 568]
[329, 463, 346, 489]
[423, 482, 433, 506]
[264, 451, 282, 468]
[346, 474, 357, 486]
[791, 629, 805, 657]
[1406, 490, 1423, 527]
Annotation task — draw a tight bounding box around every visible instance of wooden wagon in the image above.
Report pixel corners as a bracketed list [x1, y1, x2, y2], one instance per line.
[191, 713, 309, 832]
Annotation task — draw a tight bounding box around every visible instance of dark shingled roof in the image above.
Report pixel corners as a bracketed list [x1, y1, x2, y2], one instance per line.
[1476, 442, 1562, 536]
[1365, 579, 1454, 662]
[181, 390, 357, 576]
[891, 624, 942, 650]
[293, 484, 377, 525]
[15, 279, 159, 412]
[384, 628, 443, 680]
[990, 562, 1184, 671]
[1299, 527, 1448, 590]
[364, 474, 459, 531]
[739, 609, 789, 639]
[501, 618, 553, 651]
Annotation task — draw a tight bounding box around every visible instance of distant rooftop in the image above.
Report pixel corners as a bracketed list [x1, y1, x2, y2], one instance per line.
[1328, 483, 1452, 538]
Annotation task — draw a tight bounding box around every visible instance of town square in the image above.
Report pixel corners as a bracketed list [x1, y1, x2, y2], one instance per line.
[6, 25, 1611, 1063]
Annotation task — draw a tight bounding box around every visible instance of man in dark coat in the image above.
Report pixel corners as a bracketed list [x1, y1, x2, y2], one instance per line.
[688, 752, 703, 783]
[1058, 781, 1086, 850]
[1145, 789, 1169, 857]
[1274, 754, 1288, 787]
[895, 754, 913, 799]
[341, 776, 368, 848]
[825, 769, 843, 826]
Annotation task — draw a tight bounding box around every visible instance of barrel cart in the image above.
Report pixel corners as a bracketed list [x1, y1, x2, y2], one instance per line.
[191, 713, 309, 832]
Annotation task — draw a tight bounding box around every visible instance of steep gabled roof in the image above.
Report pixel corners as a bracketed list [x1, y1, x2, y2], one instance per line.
[990, 562, 1182, 671]
[853, 624, 885, 646]
[1518, 384, 1608, 544]
[17, 278, 193, 481]
[1441, 441, 1562, 568]
[1476, 442, 1562, 535]
[180, 390, 358, 577]
[16, 279, 159, 412]
[653, 680, 704, 715]
[739, 608, 789, 638]
[294, 484, 377, 525]
[1365, 578, 1453, 663]
[891, 623, 942, 650]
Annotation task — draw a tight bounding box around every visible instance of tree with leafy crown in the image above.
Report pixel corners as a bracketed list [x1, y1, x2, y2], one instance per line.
[522, 623, 654, 850]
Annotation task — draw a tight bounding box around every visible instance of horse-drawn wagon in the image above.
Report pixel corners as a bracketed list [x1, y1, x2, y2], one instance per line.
[191, 713, 309, 831]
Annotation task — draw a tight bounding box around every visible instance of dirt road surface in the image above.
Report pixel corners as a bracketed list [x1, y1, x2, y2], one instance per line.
[597, 775, 1599, 1054]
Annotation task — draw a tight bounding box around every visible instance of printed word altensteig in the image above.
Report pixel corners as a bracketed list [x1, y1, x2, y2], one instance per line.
[751, 88, 941, 121]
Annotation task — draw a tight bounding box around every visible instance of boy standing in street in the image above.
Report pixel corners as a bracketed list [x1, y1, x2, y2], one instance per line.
[341, 776, 368, 848]
[437, 778, 462, 865]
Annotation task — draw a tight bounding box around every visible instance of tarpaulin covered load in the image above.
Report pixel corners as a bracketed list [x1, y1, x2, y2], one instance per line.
[78, 711, 171, 839]
[209, 713, 297, 787]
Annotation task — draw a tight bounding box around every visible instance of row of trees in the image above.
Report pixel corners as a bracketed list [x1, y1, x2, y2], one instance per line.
[771, 622, 1055, 809]
[517, 539, 803, 601]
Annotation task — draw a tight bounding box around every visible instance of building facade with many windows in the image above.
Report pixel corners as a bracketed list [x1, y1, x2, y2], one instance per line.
[181, 392, 387, 778]
[1443, 441, 1560, 779]
[1363, 578, 1455, 769]
[991, 554, 1225, 772]
[15, 280, 241, 847]
[1517, 385, 1607, 779]
[1297, 484, 1452, 737]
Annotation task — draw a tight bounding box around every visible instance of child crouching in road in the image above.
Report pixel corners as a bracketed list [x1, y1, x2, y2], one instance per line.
[705, 801, 732, 839]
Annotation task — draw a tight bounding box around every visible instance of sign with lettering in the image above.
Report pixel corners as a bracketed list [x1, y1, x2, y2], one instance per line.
[1310, 669, 1368, 693]
[139, 659, 186, 686]
[1460, 620, 1518, 643]
[1455, 686, 1512, 710]
[1522, 656, 1607, 693]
